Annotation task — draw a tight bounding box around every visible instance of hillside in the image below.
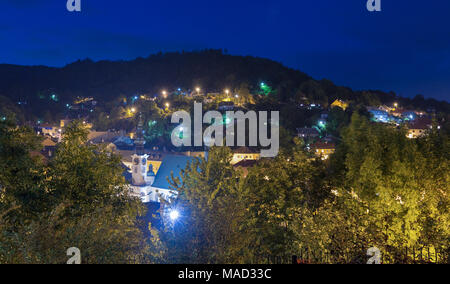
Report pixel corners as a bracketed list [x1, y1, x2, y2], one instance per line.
[0, 49, 449, 123]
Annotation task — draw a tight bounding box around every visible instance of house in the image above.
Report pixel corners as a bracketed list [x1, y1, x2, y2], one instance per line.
[311, 142, 336, 160]
[41, 137, 57, 158]
[37, 124, 61, 139]
[401, 111, 417, 121]
[297, 127, 320, 139]
[88, 130, 124, 144]
[231, 147, 261, 165]
[60, 119, 72, 128]
[378, 105, 394, 113]
[368, 108, 390, 123]
[113, 136, 135, 149]
[59, 119, 93, 130]
[331, 99, 349, 111]
[407, 118, 432, 139]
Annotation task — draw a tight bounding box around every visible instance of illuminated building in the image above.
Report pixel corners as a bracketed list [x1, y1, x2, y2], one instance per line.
[311, 142, 336, 160]
[407, 118, 432, 139]
[230, 147, 261, 165]
[331, 99, 349, 111]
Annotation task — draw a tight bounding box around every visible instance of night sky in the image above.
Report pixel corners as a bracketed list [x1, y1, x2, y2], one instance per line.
[1, 0, 449, 101]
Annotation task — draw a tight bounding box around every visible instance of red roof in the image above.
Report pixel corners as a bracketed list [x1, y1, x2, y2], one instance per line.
[409, 117, 432, 130]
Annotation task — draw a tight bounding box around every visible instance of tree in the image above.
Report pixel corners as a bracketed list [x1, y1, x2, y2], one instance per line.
[0, 119, 46, 225]
[162, 147, 247, 263]
[241, 141, 329, 260]
[0, 120, 162, 264]
[329, 113, 449, 261]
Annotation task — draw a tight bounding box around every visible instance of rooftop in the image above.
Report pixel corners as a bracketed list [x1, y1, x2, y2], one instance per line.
[151, 155, 196, 190]
[311, 142, 336, 150]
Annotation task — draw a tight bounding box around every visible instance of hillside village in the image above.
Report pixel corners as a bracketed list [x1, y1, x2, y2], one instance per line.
[29, 85, 444, 203]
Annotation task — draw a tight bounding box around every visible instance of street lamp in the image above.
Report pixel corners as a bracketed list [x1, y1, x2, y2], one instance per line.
[196, 87, 201, 95]
[165, 103, 170, 108]
[169, 210, 180, 221]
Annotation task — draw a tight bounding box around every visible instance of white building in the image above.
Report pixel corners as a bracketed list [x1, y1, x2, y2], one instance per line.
[126, 114, 195, 203]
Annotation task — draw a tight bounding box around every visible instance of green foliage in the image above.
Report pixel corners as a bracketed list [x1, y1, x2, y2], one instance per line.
[155, 114, 449, 263]
[0, 120, 162, 264]
[1, 111, 449, 263]
[328, 113, 449, 259]
[241, 143, 329, 259]
[162, 147, 246, 263]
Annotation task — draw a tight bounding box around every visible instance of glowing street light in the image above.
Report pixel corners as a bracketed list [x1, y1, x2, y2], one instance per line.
[131, 107, 136, 113]
[169, 210, 180, 221]
[165, 103, 170, 108]
[162, 90, 167, 98]
[225, 89, 230, 96]
[196, 87, 201, 94]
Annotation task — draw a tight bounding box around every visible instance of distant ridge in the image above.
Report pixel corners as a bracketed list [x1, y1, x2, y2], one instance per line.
[0, 49, 448, 121]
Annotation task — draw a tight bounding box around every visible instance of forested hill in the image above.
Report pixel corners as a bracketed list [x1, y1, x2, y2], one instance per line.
[1, 49, 310, 102]
[0, 49, 449, 119]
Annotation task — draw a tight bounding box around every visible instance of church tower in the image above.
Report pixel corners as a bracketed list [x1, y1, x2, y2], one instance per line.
[131, 113, 149, 186]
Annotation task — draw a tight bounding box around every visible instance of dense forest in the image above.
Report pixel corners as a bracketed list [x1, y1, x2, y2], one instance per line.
[0, 49, 449, 124]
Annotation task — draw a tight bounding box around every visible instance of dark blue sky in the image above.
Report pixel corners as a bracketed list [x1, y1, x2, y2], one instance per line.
[1, 0, 449, 101]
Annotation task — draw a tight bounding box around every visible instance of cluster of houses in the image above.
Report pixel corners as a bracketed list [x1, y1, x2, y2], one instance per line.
[366, 104, 438, 139]
[31, 97, 441, 205]
[32, 117, 262, 204]
[294, 99, 348, 160]
[295, 99, 440, 160]
[296, 126, 336, 160]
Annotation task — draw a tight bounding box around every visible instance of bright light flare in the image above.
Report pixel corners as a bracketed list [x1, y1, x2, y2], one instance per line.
[169, 210, 180, 221]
